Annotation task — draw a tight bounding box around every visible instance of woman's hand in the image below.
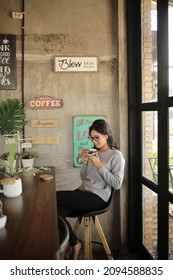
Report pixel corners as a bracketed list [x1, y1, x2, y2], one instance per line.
[77, 148, 89, 164]
[87, 152, 103, 169]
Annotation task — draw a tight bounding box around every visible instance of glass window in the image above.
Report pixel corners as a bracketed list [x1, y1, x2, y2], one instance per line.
[142, 0, 157, 103]
[140, 0, 172, 260]
[169, 107, 173, 193]
[142, 111, 158, 183]
[143, 185, 158, 258]
[169, 203, 173, 260]
[169, 4, 173, 97]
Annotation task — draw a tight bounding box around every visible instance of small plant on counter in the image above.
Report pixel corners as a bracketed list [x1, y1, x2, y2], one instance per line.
[20, 151, 39, 159]
[0, 152, 20, 161]
[0, 143, 45, 185]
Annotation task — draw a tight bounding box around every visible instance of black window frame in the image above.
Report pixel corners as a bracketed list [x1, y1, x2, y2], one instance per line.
[127, 0, 173, 259]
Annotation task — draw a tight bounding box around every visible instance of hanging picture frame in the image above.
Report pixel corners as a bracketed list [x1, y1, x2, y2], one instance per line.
[0, 34, 16, 90]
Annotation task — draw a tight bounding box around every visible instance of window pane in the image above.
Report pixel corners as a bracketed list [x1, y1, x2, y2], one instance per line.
[143, 186, 158, 258]
[169, 5, 173, 97]
[169, 107, 173, 193]
[142, 111, 158, 183]
[169, 203, 173, 260]
[142, 0, 157, 103]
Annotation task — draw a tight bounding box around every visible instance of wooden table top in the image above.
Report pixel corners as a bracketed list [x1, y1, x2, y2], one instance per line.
[0, 167, 59, 260]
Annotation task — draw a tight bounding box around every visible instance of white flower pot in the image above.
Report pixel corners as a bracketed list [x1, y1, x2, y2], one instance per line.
[0, 215, 7, 229]
[0, 177, 22, 198]
[22, 158, 34, 168]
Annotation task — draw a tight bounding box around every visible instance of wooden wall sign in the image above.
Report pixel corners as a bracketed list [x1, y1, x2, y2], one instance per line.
[0, 34, 16, 90]
[54, 57, 98, 72]
[32, 136, 60, 145]
[73, 115, 106, 167]
[28, 95, 63, 109]
[31, 119, 60, 128]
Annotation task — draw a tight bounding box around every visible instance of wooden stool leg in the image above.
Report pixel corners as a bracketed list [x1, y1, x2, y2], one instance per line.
[89, 219, 92, 259]
[94, 216, 114, 260]
[84, 217, 92, 260]
[73, 218, 81, 234]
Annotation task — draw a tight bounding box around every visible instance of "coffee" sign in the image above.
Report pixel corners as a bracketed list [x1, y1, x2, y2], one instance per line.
[28, 95, 63, 109]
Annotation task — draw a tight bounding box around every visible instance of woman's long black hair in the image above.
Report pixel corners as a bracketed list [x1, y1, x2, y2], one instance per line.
[89, 119, 118, 149]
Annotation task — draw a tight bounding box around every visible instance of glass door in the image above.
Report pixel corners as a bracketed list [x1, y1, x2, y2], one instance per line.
[141, 0, 173, 259]
[127, 0, 173, 260]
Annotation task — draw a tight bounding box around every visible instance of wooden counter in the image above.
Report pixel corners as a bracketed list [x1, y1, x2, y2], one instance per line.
[0, 167, 59, 260]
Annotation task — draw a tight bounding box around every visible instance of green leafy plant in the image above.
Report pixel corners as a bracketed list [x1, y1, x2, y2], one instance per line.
[0, 152, 20, 160]
[0, 201, 3, 218]
[20, 151, 39, 159]
[0, 99, 27, 135]
[150, 151, 173, 189]
[152, 152, 158, 177]
[0, 143, 44, 185]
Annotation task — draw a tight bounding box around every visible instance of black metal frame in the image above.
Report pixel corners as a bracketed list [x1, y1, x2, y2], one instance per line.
[127, 0, 173, 259]
[127, 0, 143, 256]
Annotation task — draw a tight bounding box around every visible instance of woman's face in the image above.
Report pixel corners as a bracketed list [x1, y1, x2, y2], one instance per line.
[89, 129, 109, 151]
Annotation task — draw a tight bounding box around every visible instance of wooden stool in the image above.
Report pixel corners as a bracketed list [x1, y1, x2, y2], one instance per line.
[70, 189, 114, 260]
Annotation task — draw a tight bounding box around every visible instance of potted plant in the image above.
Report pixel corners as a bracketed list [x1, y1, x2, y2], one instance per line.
[0, 153, 11, 160]
[0, 142, 43, 198]
[0, 99, 27, 135]
[0, 200, 7, 229]
[0, 98, 27, 171]
[0, 151, 20, 171]
[20, 151, 39, 168]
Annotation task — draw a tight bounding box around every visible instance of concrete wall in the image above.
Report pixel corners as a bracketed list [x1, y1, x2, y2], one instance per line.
[0, 0, 128, 254]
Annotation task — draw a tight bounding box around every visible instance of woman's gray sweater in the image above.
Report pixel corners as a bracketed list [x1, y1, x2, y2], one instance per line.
[78, 149, 125, 202]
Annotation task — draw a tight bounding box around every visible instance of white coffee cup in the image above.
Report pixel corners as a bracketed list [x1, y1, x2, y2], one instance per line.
[87, 148, 97, 155]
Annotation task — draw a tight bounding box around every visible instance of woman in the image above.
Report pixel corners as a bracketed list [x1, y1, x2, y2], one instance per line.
[56, 119, 125, 259]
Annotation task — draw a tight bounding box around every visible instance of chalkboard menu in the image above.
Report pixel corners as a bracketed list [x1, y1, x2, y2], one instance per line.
[73, 115, 106, 167]
[0, 34, 16, 90]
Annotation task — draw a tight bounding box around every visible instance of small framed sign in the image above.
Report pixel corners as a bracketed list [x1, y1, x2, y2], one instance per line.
[54, 57, 98, 72]
[0, 34, 16, 90]
[21, 142, 32, 149]
[73, 115, 106, 167]
[28, 96, 63, 109]
[31, 119, 60, 128]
